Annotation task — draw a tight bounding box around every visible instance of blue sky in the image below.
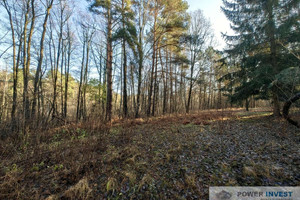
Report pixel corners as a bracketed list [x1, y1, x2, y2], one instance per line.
[186, 0, 232, 50]
[0, 0, 232, 68]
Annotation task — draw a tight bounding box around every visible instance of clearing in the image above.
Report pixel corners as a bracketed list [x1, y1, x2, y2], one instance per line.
[0, 109, 299, 199]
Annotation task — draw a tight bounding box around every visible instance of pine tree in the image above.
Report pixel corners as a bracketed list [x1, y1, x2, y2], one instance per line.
[112, 0, 137, 117]
[90, 0, 114, 121]
[147, 0, 189, 116]
[222, 0, 300, 116]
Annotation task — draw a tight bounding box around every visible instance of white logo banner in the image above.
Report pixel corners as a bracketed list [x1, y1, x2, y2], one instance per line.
[209, 187, 300, 200]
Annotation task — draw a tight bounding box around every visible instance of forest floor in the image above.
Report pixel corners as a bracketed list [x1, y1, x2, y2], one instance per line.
[0, 109, 299, 199]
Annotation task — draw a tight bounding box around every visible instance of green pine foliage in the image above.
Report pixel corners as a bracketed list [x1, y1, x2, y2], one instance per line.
[221, 0, 300, 105]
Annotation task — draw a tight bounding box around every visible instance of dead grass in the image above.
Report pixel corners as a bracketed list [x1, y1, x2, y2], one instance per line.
[63, 178, 92, 199]
[0, 109, 299, 199]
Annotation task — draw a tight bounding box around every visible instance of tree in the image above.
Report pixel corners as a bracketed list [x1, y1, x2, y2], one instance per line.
[31, 0, 54, 121]
[146, 0, 189, 116]
[185, 9, 212, 113]
[64, 20, 75, 118]
[76, 15, 95, 121]
[90, 0, 115, 122]
[1, 0, 280, 133]
[222, 0, 300, 116]
[1, 0, 20, 128]
[134, 0, 149, 118]
[112, 0, 137, 117]
[47, 0, 72, 121]
[23, 0, 36, 132]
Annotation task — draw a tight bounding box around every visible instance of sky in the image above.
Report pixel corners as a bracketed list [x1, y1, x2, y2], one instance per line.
[186, 0, 233, 50]
[0, 0, 233, 69]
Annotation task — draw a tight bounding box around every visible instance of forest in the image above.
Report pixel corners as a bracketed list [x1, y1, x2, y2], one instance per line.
[0, 0, 299, 199]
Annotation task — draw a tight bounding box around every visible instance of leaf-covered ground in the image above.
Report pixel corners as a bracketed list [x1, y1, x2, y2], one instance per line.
[0, 109, 299, 199]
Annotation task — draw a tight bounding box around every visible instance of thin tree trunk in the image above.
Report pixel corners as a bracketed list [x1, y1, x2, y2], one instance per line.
[23, 0, 35, 132]
[198, 86, 202, 110]
[1, 69, 8, 121]
[3, 0, 17, 126]
[186, 48, 197, 113]
[106, 4, 113, 121]
[169, 57, 173, 113]
[83, 36, 91, 120]
[161, 48, 167, 114]
[130, 63, 136, 115]
[64, 26, 71, 118]
[52, 4, 64, 120]
[152, 47, 158, 116]
[135, 6, 144, 118]
[147, 6, 157, 117]
[122, 39, 128, 117]
[76, 40, 85, 121]
[32, 0, 53, 120]
[174, 64, 178, 113]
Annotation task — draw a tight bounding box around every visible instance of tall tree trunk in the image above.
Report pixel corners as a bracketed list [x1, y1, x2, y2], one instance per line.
[161, 48, 167, 114]
[130, 63, 136, 115]
[32, 0, 53, 120]
[60, 44, 65, 117]
[1, 69, 8, 121]
[119, 54, 123, 118]
[64, 27, 71, 118]
[152, 48, 158, 116]
[169, 57, 173, 113]
[135, 1, 146, 118]
[3, 0, 19, 129]
[217, 81, 222, 109]
[174, 65, 178, 113]
[23, 0, 35, 132]
[76, 40, 85, 121]
[147, 5, 157, 117]
[12, 37, 22, 128]
[52, 4, 64, 120]
[186, 45, 197, 113]
[121, 0, 128, 118]
[38, 68, 44, 119]
[186, 63, 194, 113]
[135, 42, 143, 117]
[198, 86, 202, 110]
[203, 84, 207, 109]
[83, 37, 91, 120]
[106, 5, 113, 122]
[267, 2, 281, 116]
[147, 43, 155, 116]
[122, 39, 128, 117]
[208, 67, 212, 110]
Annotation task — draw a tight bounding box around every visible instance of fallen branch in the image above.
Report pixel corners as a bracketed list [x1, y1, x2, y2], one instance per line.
[282, 92, 300, 128]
